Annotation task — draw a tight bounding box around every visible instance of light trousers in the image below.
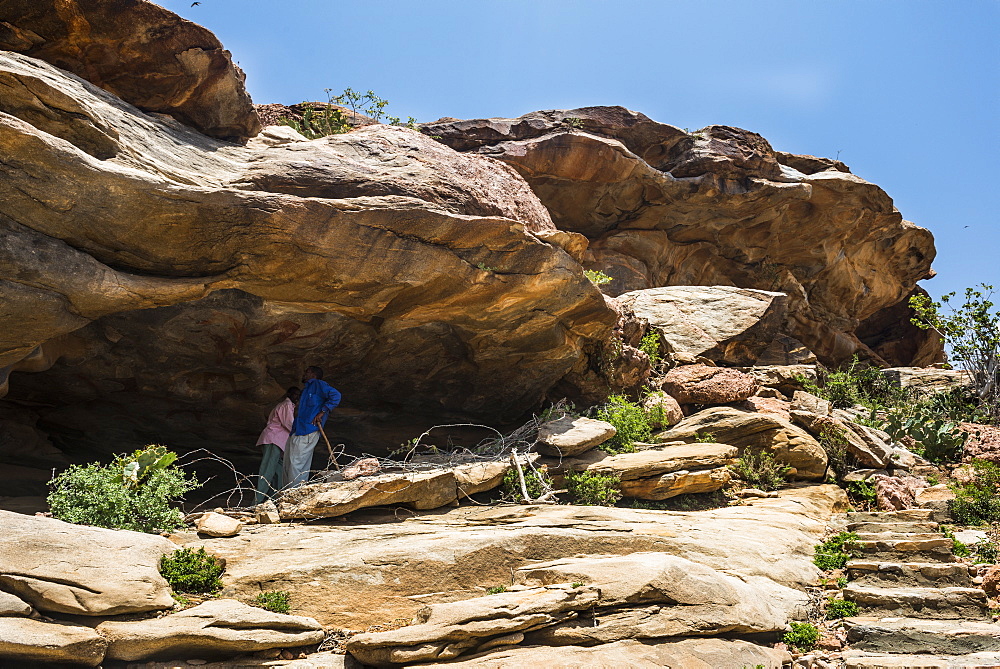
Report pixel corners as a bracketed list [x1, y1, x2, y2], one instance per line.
[283, 431, 320, 488]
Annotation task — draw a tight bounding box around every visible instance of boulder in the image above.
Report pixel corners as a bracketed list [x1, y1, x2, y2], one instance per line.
[0, 0, 260, 141]
[731, 396, 792, 421]
[559, 443, 737, 499]
[657, 406, 827, 479]
[962, 423, 1000, 465]
[791, 390, 832, 416]
[537, 416, 617, 457]
[277, 469, 460, 520]
[514, 552, 789, 644]
[873, 474, 927, 511]
[742, 365, 819, 395]
[196, 512, 243, 538]
[882, 367, 971, 398]
[97, 599, 324, 661]
[661, 364, 760, 405]
[982, 566, 1000, 597]
[642, 391, 683, 428]
[618, 286, 787, 366]
[0, 591, 33, 617]
[0, 617, 107, 666]
[342, 457, 382, 480]
[410, 637, 789, 668]
[790, 410, 893, 469]
[0, 510, 175, 615]
[0, 49, 617, 459]
[915, 484, 956, 518]
[189, 488, 834, 630]
[424, 107, 938, 367]
[344, 585, 600, 666]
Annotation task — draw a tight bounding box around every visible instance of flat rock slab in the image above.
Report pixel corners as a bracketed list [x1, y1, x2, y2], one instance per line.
[0, 617, 107, 666]
[0, 590, 33, 617]
[189, 486, 839, 630]
[844, 650, 1000, 669]
[344, 585, 600, 666]
[408, 637, 790, 668]
[843, 584, 988, 619]
[537, 416, 616, 456]
[846, 616, 1000, 654]
[0, 509, 176, 616]
[97, 599, 324, 661]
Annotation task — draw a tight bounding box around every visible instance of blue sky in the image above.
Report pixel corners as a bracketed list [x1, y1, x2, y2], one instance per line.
[160, 0, 998, 303]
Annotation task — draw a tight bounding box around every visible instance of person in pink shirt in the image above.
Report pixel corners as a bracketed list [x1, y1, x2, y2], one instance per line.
[254, 386, 301, 504]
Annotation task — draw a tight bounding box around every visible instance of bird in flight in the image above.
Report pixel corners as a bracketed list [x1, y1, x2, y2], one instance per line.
[191, 2, 201, 6]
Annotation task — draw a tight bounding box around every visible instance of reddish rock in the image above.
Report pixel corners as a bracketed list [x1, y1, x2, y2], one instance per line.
[962, 423, 1000, 465]
[730, 396, 791, 421]
[0, 0, 260, 141]
[662, 365, 759, 405]
[982, 565, 1000, 596]
[342, 458, 382, 481]
[874, 474, 927, 511]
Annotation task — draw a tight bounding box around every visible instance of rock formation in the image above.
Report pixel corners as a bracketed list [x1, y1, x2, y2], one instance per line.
[423, 107, 942, 368]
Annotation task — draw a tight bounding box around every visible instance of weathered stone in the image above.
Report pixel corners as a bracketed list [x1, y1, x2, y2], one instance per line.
[791, 410, 892, 469]
[915, 484, 956, 517]
[661, 364, 760, 405]
[188, 487, 836, 629]
[642, 391, 683, 428]
[742, 364, 818, 395]
[845, 617, 1000, 655]
[0, 617, 106, 666]
[962, 423, 1000, 465]
[620, 466, 732, 500]
[196, 512, 243, 538]
[618, 286, 787, 366]
[425, 107, 938, 367]
[0, 0, 259, 141]
[0, 49, 617, 458]
[873, 474, 927, 511]
[756, 335, 818, 366]
[411, 637, 790, 669]
[514, 552, 790, 644]
[792, 390, 831, 416]
[98, 599, 324, 661]
[344, 585, 600, 666]
[0, 591, 33, 617]
[658, 406, 827, 479]
[537, 416, 616, 457]
[982, 566, 1000, 596]
[0, 510, 175, 615]
[882, 367, 971, 398]
[277, 469, 459, 520]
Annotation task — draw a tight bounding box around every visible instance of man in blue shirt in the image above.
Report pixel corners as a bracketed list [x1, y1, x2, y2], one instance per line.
[282, 365, 342, 488]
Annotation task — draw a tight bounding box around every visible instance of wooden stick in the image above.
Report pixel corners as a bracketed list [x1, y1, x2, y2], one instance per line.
[318, 428, 341, 472]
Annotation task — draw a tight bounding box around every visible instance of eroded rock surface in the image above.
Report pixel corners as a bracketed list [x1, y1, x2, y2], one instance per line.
[0, 617, 107, 666]
[0, 510, 175, 616]
[424, 106, 940, 367]
[0, 0, 259, 140]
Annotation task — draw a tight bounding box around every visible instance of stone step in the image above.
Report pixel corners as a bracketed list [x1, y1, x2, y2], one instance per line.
[847, 560, 974, 587]
[846, 509, 936, 523]
[843, 584, 989, 619]
[847, 521, 941, 533]
[853, 536, 954, 562]
[855, 531, 947, 542]
[845, 616, 1000, 655]
[844, 650, 1000, 668]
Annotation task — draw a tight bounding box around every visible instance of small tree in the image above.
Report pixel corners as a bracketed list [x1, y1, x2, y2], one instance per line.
[911, 285, 1000, 421]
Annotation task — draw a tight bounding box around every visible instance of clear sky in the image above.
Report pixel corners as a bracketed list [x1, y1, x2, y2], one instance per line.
[160, 0, 998, 303]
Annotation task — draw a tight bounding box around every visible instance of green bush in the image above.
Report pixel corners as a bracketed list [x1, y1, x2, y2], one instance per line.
[252, 590, 291, 614]
[595, 395, 651, 454]
[160, 547, 224, 594]
[879, 407, 967, 463]
[728, 450, 790, 491]
[804, 356, 901, 411]
[485, 585, 507, 595]
[846, 480, 877, 508]
[974, 538, 999, 564]
[826, 597, 860, 619]
[783, 622, 820, 651]
[47, 445, 199, 534]
[814, 532, 859, 570]
[565, 470, 622, 506]
[949, 460, 1000, 525]
[818, 426, 851, 479]
[583, 269, 613, 285]
[940, 525, 971, 557]
[638, 330, 662, 366]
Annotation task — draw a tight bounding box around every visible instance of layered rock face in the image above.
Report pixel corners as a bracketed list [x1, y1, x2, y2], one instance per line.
[0, 50, 616, 464]
[423, 107, 941, 367]
[0, 0, 260, 141]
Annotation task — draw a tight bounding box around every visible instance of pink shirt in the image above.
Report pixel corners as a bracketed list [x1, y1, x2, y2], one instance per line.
[256, 398, 295, 451]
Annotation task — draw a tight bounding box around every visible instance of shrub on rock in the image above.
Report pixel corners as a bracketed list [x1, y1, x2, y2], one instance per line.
[595, 395, 652, 454]
[565, 470, 622, 506]
[160, 547, 225, 595]
[47, 445, 199, 534]
[729, 450, 790, 491]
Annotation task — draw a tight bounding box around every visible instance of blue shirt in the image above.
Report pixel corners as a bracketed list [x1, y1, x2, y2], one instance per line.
[292, 378, 341, 436]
